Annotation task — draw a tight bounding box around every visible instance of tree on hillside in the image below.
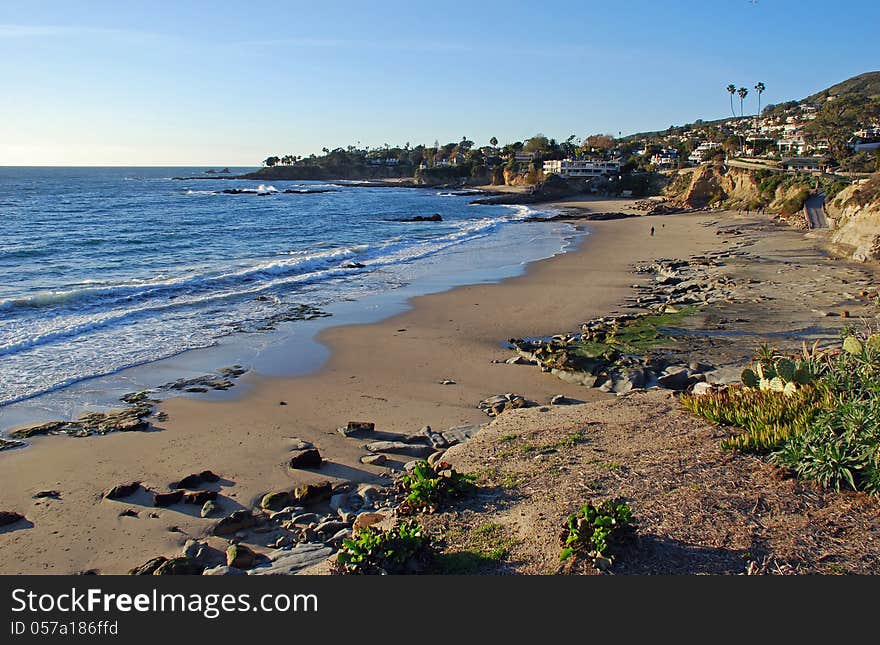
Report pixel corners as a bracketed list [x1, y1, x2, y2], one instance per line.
[727, 84, 737, 118]
[737, 87, 749, 117]
[263, 156, 280, 167]
[523, 134, 551, 155]
[754, 82, 766, 116]
[561, 134, 578, 157]
[806, 94, 878, 159]
[489, 136, 498, 148]
[584, 134, 615, 151]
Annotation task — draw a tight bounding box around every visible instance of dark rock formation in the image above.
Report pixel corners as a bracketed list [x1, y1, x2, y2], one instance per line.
[289, 448, 322, 469]
[104, 482, 141, 500]
[0, 511, 25, 527]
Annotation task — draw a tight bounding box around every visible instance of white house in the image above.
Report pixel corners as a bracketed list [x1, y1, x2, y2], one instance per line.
[650, 148, 679, 169]
[688, 142, 722, 164]
[542, 158, 620, 178]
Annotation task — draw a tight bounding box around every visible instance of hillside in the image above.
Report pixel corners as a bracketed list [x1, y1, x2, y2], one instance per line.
[806, 71, 880, 103]
[622, 70, 880, 142]
[663, 163, 816, 220]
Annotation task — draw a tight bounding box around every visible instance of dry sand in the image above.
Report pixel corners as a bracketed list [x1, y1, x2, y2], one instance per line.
[0, 199, 796, 574]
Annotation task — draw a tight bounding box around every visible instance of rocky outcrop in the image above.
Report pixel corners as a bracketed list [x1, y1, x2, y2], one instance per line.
[0, 511, 26, 527]
[828, 176, 880, 262]
[289, 448, 322, 469]
[663, 163, 813, 218]
[104, 482, 141, 500]
[172, 470, 220, 489]
[471, 174, 593, 205]
[391, 214, 442, 222]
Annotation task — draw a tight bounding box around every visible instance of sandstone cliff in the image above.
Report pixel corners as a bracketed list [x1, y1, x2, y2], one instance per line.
[828, 176, 880, 261]
[663, 164, 813, 221]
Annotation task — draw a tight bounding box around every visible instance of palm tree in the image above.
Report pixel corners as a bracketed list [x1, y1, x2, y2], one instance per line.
[727, 84, 737, 118]
[754, 82, 766, 115]
[737, 87, 749, 117]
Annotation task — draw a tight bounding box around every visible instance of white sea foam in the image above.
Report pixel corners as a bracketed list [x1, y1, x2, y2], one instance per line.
[0, 180, 575, 409]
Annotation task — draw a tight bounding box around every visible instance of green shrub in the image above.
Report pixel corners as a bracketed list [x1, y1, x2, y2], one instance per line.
[682, 333, 880, 494]
[334, 520, 434, 575]
[397, 460, 476, 514]
[559, 499, 634, 569]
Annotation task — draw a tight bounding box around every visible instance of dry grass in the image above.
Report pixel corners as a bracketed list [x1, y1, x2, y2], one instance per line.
[425, 391, 880, 574]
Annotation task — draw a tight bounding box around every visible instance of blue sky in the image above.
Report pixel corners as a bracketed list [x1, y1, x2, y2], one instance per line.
[0, 0, 877, 165]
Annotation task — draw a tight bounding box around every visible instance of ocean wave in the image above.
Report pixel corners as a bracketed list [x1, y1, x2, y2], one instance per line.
[185, 184, 278, 196]
[0, 215, 514, 358]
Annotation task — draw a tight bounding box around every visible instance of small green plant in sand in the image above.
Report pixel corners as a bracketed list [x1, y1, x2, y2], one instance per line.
[556, 429, 588, 449]
[559, 499, 634, 570]
[682, 332, 880, 494]
[397, 460, 476, 514]
[435, 522, 518, 573]
[334, 520, 434, 575]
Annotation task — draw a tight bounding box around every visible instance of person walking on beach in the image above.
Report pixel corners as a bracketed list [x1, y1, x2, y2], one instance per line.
[650, 225, 655, 236]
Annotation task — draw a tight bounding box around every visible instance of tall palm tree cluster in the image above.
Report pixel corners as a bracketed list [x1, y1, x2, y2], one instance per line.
[726, 82, 766, 118]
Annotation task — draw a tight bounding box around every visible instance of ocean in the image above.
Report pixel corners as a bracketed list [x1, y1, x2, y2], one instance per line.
[0, 167, 578, 429]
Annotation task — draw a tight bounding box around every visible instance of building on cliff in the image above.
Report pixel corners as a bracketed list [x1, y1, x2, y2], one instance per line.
[688, 142, 722, 164]
[541, 158, 620, 178]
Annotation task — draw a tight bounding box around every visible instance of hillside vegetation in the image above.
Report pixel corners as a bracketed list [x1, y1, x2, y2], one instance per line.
[663, 164, 818, 219]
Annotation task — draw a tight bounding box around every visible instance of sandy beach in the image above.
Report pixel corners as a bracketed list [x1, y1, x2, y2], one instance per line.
[1, 196, 875, 574]
[0, 198, 712, 573]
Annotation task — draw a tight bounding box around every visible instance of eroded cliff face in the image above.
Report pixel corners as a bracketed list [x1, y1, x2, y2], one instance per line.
[663, 164, 812, 221]
[828, 176, 880, 261]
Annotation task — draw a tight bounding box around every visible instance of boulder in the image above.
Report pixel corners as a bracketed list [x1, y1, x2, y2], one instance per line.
[360, 454, 387, 466]
[226, 544, 257, 569]
[200, 500, 220, 518]
[129, 557, 168, 575]
[104, 482, 141, 500]
[315, 520, 349, 536]
[293, 482, 332, 506]
[657, 367, 694, 391]
[352, 512, 386, 532]
[153, 490, 184, 507]
[182, 540, 225, 569]
[289, 512, 321, 526]
[337, 421, 375, 438]
[203, 565, 246, 576]
[327, 528, 352, 547]
[364, 441, 433, 457]
[288, 438, 314, 450]
[261, 491, 293, 511]
[289, 448, 322, 469]
[213, 510, 257, 536]
[440, 424, 482, 446]
[183, 490, 218, 505]
[153, 556, 203, 576]
[0, 511, 26, 527]
[173, 470, 220, 489]
[33, 490, 61, 499]
[478, 393, 528, 417]
[249, 543, 334, 575]
[9, 421, 69, 439]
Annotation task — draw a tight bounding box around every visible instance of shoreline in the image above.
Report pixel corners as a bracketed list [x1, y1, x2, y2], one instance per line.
[4, 197, 868, 574]
[0, 197, 682, 574]
[0, 190, 572, 434]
